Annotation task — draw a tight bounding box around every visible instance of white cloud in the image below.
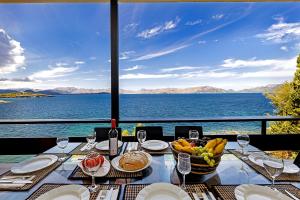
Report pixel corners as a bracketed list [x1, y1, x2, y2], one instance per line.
[240, 70, 295, 78]
[221, 56, 296, 70]
[137, 17, 180, 39]
[198, 40, 206, 44]
[161, 66, 200, 73]
[120, 73, 179, 80]
[55, 62, 68, 67]
[185, 19, 202, 26]
[84, 78, 97, 81]
[89, 56, 97, 60]
[212, 14, 224, 20]
[29, 66, 79, 80]
[0, 77, 32, 82]
[132, 44, 189, 61]
[74, 61, 85, 65]
[120, 51, 135, 60]
[123, 65, 142, 71]
[280, 46, 288, 51]
[123, 23, 138, 33]
[0, 29, 25, 74]
[256, 21, 300, 43]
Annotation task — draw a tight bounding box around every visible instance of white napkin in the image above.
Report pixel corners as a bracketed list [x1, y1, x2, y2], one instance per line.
[128, 142, 138, 151]
[96, 189, 119, 200]
[0, 175, 35, 189]
[80, 142, 97, 151]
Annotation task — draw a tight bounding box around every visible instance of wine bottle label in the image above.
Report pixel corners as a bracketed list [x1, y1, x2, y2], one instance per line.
[109, 137, 118, 156]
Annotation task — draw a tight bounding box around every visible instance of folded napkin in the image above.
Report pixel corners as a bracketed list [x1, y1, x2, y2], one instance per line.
[80, 142, 97, 151]
[127, 142, 138, 152]
[96, 189, 119, 200]
[0, 175, 35, 189]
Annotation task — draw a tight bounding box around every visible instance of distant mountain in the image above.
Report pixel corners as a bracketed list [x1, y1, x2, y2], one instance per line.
[39, 87, 110, 95]
[238, 84, 281, 93]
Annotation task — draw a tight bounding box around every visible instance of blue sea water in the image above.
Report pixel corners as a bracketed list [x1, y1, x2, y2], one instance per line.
[0, 93, 275, 137]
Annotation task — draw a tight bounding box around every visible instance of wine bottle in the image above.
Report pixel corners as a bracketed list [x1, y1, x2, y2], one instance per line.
[109, 119, 118, 158]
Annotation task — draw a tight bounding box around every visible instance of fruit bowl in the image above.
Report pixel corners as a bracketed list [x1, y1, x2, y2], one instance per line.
[170, 138, 226, 175]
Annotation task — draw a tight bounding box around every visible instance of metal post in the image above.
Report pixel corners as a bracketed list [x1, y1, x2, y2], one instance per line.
[261, 120, 267, 135]
[110, 0, 119, 124]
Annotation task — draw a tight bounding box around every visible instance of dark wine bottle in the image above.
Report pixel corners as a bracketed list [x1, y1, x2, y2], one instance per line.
[109, 119, 118, 159]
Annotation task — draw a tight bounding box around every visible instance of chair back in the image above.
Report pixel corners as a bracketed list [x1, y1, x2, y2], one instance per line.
[175, 126, 203, 139]
[135, 126, 163, 141]
[94, 127, 122, 142]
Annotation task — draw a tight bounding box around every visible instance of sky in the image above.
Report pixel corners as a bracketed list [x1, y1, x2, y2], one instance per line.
[0, 2, 300, 90]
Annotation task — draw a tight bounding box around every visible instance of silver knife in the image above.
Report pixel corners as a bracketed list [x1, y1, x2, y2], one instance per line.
[0, 180, 33, 184]
[285, 190, 300, 200]
[204, 189, 213, 200]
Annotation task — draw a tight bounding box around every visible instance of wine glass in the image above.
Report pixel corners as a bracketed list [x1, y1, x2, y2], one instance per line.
[189, 130, 199, 140]
[56, 137, 69, 161]
[86, 131, 96, 149]
[263, 156, 284, 186]
[237, 134, 250, 160]
[177, 153, 191, 190]
[137, 130, 147, 151]
[82, 152, 101, 192]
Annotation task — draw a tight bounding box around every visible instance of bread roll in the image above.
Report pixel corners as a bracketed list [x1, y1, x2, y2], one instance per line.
[119, 152, 148, 171]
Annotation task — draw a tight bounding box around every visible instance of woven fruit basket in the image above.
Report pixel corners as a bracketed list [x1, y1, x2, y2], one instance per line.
[170, 138, 226, 175]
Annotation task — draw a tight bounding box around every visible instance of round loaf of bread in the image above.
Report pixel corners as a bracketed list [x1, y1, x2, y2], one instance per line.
[119, 152, 148, 171]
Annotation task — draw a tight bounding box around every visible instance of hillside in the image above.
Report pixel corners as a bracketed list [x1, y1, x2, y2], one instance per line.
[0, 92, 48, 98]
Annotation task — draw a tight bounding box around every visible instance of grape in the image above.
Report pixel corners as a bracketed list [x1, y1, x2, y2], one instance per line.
[204, 156, 209, 161]
[208, 153, 214, 157]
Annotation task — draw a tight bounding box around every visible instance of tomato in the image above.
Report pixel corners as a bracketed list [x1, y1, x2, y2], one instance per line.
[190, 142, 196, 147]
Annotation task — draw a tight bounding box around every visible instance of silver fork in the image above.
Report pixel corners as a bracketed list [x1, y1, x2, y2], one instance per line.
[97, 190, 108, 200]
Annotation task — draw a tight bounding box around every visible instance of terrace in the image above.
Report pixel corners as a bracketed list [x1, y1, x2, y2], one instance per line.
[0, 0, 300, 199]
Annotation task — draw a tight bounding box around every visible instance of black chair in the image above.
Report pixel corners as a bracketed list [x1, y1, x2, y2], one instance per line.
[135, 126, 163, 141]
[294, 152, 300, 168]
[175, 126, 203, 139]
[94, 127, 122, 142]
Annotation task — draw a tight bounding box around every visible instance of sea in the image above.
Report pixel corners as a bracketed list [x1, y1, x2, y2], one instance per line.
[0, 93, 275, 137]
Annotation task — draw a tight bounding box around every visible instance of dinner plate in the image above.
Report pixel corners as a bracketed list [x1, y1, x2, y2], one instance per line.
[248, 153, 300, 174]
[78, 157, 110, 177]
[11, 155, 58, 174]
[235, 184, 292, 200]
[136, 183, 192, 200]
[95, 140, 123, 151]
[111, 151, 152, 173]
[36, 185, 90, 200]
[141, 140, 169, 151]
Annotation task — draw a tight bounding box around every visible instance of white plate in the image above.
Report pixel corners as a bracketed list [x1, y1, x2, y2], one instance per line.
[36, 185, 90, 200]
[136, 183, 192, 200]
[248, 153, 300, 174]
[142, 140, 169, 151]
[11, 155, 58, 174]
[235, 184, 292, 200]
[95, 140, 123, 151]
[78, 157, 110, 177]
[111, 151, 152, 173]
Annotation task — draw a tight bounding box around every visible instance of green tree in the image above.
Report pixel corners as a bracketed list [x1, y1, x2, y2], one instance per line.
[266, 54, 300, 134]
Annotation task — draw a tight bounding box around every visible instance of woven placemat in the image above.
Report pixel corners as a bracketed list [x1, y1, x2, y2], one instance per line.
[213, 184, 300, 200]
[69, 165, 143, 179]
[0, 154, 66, 191]
[124, 184, 208, 200]
[125, 142, 173, 155]
[70, 143, 123, 155]
[26, 183, 120, 200]
[230, 150, 300, 182]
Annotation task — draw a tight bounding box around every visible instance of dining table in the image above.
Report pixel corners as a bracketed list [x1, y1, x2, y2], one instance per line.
[0, 141, 299, 200]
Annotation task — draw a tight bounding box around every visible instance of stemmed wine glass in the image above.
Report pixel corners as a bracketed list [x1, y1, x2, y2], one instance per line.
[189, 130, 199, 140]
[82, 152, 102, 192]
[86, 131, 96, 150]
[263, 156, 284, 186]
[137, 130, 147, 151]
[177, 153, 191, 190]
[237, 134, 250, 160]
[56, 137, 69, 161]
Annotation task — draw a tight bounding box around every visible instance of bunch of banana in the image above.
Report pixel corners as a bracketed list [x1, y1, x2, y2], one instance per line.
[204, 138, 227, 155]
[172, 139, 197, 154]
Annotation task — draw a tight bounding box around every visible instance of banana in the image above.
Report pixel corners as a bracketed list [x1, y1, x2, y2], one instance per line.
[178, 139, 191, 147]
[181, 146, 194, 154]
[216, 138, 223, 145]
[204, 139, 217, 149]
[174, 144, 184, 151]
[214, 142, 225, 155]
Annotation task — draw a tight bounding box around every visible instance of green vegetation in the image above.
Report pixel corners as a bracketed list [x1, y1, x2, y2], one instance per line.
[0, 92, 48, 98]
[121, 123, 144, 136]
[266, 54, 300, 134]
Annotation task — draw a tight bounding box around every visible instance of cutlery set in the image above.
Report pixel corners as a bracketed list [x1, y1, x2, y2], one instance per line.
[96, 188, 118, 200]
[192, 189, 217, 200]
[0, 175, 34, 184]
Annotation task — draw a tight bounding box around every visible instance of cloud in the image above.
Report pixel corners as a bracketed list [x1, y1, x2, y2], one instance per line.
[160, 66, 201, 73]
[29, 66, 79, 80]
[0, 77, 32, 82]
[84, 78, 97, 81]
[74, 61, 85, 65]
[132, 44, 189, 61]
[123, 65, 142, 71]
[256, 21, 300, 43]
[123, 23, 138, 33]
[240, 69, 295, 78]
[89, 56, 97, 60]
[294, 43, 300, 50]
[55, 62, 68, 67]
[280, 46, 288, 51]
[120, 51, 135, 60]
[137, 17, 180, 39]
[198, 40, 207, 44]
[212, 14, 224, 20]
[120, 73, 179, 80]
[0, 29, 25, 74]
[185, 19, 202, 26]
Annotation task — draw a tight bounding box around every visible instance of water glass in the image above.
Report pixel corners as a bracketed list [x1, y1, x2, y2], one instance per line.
[86, 131, 96, 148]
[237, 134, 250, 160]
[137, 130, 147, 150]
[56, 137, 69, 161]
[82, 152, 102, 192]
[189, 130, 199, 140]
[263, 156, 284, 186]
[177, 153, 191, 190]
